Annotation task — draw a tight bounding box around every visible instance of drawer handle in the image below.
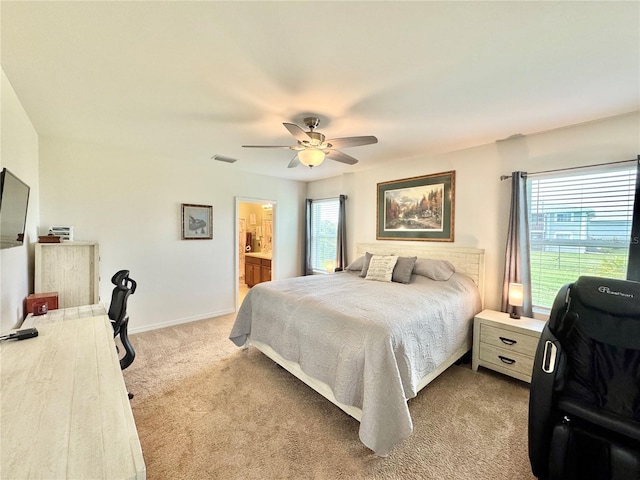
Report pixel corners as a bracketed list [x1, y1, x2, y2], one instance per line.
[498, 355, 516, 365]
[499, 336, 517, 346]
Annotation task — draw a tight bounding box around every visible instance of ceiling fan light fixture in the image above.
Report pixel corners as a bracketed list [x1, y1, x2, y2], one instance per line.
[298, 148, 325, 168]
[243, 117, 377, 169]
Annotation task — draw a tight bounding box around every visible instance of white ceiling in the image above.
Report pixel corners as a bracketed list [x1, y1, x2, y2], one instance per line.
[2, 1, 639, 182]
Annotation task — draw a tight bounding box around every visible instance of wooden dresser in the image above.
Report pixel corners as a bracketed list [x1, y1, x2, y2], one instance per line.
[34, 241, 100, 308]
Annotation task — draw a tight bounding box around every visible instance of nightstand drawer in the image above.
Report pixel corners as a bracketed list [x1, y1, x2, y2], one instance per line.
[472, 309, 546, 383]
[480, 324, 539, 357]
[479, 343, 535, 378]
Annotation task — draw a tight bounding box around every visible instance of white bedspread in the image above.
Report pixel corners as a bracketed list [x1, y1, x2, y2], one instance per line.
[229, 271, 481, 456]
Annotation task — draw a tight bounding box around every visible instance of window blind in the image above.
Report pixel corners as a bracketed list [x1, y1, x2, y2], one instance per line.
[310, 198, 339, 272]
[528, 165, 636, 309]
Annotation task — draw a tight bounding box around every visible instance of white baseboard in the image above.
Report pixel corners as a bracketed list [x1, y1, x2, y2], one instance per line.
[128, 308, 236, 334]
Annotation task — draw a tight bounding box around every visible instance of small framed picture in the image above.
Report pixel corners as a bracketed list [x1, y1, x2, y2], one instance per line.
[181, 204, 213, 240]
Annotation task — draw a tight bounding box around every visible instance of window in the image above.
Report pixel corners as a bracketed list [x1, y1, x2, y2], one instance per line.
[528, 165, 636, 310]
[309, 198, 339, 273]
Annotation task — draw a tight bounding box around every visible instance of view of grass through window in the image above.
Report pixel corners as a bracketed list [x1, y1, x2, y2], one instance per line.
[310, 199, 339, 273]
[528, 166, 636, 308]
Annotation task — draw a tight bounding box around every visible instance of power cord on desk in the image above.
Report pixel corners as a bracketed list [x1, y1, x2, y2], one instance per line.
[0, 328, 39, 342]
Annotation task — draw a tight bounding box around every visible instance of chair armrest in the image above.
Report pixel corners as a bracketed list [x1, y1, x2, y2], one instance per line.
[558, 398, 640, 443]
[529, 324, 566, 479]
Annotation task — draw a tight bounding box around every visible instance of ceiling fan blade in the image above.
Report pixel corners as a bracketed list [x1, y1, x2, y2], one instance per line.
[287, 155, 300, 169]
[283, 123, 313, 143]
[326, 150, 359, 165]
[242, 145, 292, 148]
[326, 136, 378, 149]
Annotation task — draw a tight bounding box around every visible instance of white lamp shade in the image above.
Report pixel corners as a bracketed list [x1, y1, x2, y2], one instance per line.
[298, 148, 325, 167]
[508, 283, 524, 307]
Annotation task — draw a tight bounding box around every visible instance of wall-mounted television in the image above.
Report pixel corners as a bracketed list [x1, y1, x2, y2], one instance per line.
[0, 168, 30, 249]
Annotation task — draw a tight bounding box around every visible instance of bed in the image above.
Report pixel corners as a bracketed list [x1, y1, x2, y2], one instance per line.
[229, 243, 485, 456]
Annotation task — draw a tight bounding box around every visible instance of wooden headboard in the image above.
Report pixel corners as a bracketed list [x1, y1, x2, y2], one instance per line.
[356, 242, 485, 306]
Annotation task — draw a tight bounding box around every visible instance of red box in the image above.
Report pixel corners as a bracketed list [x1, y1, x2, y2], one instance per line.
[26, 292, 58, 315]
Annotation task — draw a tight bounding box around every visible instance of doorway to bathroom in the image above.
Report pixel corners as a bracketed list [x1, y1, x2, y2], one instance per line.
[235, 197, 276, 309]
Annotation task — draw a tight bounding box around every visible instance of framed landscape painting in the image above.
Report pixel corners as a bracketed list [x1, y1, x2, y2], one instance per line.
[181, 203, 213, 240]
[376, 171, 455, 242]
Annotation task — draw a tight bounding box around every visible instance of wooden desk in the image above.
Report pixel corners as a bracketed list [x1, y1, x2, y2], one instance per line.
[22, 304, 107, 328]
[1, 316, 146, 479]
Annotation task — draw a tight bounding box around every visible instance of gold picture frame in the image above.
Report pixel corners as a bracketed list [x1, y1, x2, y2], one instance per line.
[376, 171, 455, 242]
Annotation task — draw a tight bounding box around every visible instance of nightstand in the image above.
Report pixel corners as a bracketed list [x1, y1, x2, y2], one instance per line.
[472, 309, 546, 383]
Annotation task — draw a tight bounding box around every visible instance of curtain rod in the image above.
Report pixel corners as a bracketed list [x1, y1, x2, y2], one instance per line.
[500, 157, 638, 181]
[308, 195, 348, 201]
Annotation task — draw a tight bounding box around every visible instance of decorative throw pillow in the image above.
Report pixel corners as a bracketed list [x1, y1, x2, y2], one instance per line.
[346, 256, 365, 272]
[359, 252, 374, 278]
[365, 255, 398, 282]
[392, 256, 417, 284]
[413, 258, 456, 281]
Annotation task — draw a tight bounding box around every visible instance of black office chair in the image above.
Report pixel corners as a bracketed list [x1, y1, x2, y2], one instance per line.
[108, 270, 137, 372]
[528, 276, 640, 480]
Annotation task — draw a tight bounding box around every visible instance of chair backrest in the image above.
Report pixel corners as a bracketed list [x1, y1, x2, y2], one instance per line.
[530, 276, 640, 478]
[549, 276, 640, 420]
[108, 270, 137, 334]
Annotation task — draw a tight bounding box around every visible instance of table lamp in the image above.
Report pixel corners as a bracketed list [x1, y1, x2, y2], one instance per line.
[325, 260, 335, 273]
[508, 282, 524, 319]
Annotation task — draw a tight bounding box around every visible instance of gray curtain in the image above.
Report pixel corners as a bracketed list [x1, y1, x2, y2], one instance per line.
[627, 156, 640, 281]
[304, 199, 313, 275]
[335, 195, 347, 271]
[502, 171, 533, 317]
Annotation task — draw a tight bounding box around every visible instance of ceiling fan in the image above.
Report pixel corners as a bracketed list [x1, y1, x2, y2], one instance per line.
[242, 117, 378, 168]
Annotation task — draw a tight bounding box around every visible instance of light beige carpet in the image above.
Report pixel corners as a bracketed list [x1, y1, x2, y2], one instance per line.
[123, 314, 537, 480]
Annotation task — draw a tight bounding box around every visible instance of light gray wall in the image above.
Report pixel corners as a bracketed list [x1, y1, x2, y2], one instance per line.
[3, 65, 638, 332]
[37, 137, 307, 332]
[1, 69, 41, 332]
[307, 112, 640, 311]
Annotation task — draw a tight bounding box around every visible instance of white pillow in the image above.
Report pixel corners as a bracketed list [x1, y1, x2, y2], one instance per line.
[365, 255, 398, 282]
